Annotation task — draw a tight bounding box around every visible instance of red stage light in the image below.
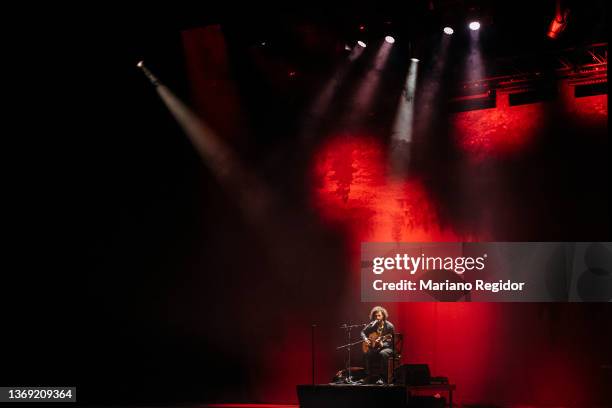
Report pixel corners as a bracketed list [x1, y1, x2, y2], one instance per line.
[547, 9, 570, 39]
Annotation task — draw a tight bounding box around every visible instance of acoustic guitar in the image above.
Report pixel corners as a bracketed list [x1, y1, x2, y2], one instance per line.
[362, 332, 393, 353]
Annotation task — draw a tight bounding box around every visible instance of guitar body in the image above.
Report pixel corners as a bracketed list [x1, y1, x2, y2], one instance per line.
[362, 332, 392, 353]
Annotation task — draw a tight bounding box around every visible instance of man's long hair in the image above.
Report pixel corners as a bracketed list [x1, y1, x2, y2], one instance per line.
[369, 306, 388, 321]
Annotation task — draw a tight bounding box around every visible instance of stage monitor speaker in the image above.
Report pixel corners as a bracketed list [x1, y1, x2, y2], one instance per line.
[394, 364, 431, 385]
[297, 384, 407, 408]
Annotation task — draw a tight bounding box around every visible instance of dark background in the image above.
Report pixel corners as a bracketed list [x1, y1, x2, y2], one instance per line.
[5, 2, 610, 406]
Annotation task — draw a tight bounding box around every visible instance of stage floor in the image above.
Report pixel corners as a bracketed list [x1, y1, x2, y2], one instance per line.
[202, 405, 298, 408]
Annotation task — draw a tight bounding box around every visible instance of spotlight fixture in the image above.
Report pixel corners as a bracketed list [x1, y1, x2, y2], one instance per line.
[410, 58, 420, 62]
[468, 21, 481, 31]
[443, 27, 454, 35]
[357, 40, 367, 48]
[547, 0, 570, 39]
[136, 60, 161, 87]
[385, 35, 395, 44]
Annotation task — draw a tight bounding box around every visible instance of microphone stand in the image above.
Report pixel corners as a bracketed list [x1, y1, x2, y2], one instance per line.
[311, 324, 316, 385]
[337, 323, 367, 384]
[390, 332, 395, 385]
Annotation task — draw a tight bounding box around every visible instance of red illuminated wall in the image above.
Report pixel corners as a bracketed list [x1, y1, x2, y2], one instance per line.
[564, 84, 608, 128]
[312, 134, 466, 246]
[452, 95, 546, 161]
[451, 82, 608, 162]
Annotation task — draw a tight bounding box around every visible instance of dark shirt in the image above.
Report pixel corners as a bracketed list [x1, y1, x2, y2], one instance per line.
[361, 320, 395, 349]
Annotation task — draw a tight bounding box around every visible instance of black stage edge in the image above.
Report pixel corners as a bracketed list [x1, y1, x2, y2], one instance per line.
[297, 384, 408, 408]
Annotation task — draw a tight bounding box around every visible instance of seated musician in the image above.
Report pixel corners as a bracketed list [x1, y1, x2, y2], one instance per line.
[361, 306, 395, 384]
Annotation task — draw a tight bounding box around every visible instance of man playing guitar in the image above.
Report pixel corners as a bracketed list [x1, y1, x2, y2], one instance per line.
[360, 306, 395, 384]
